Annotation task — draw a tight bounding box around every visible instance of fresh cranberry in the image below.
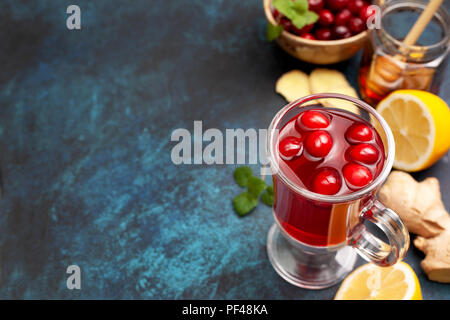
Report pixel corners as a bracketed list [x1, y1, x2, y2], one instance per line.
[347, 0, 366, 15]
[335, 9, 352, 26]
[343, 163, 373, 188]
[301, 33, 317, 40]
[326, 0, 348, 12]
[311, 168, 342, 195]
[315, 27, 332, 40]
[299, 110, 330, 129]
[318, 9, 335, 27]
[347, 144, 379, 164]
[305, 131, 333, 158]
[279, 136, 303, 160]
[280, 17, 293, 31]
[308, 0, 325, 13]
[272, 9, 281, 22]
[345, 123, 373, 143]
[302, 23, 315, 34]
[360, 5, 376, 23]
[348, 17, 365, 34]
[291, 23, 314, 35]
[332, 25, 352, 39]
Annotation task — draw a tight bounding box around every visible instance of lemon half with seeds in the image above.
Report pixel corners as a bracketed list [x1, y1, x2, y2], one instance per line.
[335, 262, 422, 300]
[376, 90, 450, 172]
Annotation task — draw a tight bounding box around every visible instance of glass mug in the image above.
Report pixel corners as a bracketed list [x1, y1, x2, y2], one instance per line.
[266, 94, 410, 289]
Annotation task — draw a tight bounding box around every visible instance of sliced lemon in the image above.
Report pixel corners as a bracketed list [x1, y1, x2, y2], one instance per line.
[376, 90, 450, 172]
[335, 262, 422, 300]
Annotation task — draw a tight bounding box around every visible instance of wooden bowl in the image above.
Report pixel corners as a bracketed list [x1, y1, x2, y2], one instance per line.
[263, 0, 369, 65]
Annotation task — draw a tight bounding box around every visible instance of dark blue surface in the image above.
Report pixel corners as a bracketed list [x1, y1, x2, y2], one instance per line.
[0, 0, 449, 299]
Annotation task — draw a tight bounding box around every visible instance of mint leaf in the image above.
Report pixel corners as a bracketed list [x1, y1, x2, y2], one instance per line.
[290, 16, 307, 30]
[291, 10, 319, 30]
[233, 192, 258, 216]
[273, 0, 296, 18]
[232, 167, 274, 216]
[291, 0, 308, 12]
[297, 10, 319, 26]
[260, 188, 274, 207]
[247, 176, 266, 198]
[266, 23, 283, 41]
[234, 166, 253, 187]
[273, 0, 318, 30]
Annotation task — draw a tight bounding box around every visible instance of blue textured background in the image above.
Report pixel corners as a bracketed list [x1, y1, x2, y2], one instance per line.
[0, 0, 449, 299]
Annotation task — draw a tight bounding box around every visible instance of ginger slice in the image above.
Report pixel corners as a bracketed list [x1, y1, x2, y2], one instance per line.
[275, 70, 311, 103]
[309, 69, 359, 114]
[275, 68, 360, 113]
[379, 171, 450, 238]
[319, 85, 359, 114]
[415, 227, 450, 283]
[309, 68, 350, 93]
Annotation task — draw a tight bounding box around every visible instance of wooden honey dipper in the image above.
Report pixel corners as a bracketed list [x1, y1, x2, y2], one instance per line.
[372, 0, 443, 86]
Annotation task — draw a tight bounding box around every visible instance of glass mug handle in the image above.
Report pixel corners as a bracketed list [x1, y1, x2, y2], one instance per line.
[349, 199, 410, 267]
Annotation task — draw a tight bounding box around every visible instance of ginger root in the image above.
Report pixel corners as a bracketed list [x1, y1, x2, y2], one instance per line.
[414, 227, 450, 283]
[379, 171, 450, 238]
[379, 170, 450, 283]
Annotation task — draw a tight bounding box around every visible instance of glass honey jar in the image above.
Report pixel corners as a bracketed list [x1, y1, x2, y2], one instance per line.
[358, 0, 449, 106]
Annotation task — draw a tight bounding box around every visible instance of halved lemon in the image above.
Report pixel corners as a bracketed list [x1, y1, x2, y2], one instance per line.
[376, 90, 450, 172]
[334, 262, 422, 300]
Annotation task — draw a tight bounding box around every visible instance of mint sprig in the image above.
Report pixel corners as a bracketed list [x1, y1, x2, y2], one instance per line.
[232, 166, 273, 216]
[248, 176, 267, 198]
[234, 166, 253, 187]
[274, 0, 308, 16]
[233, 192, 259, 217]
[274, 0, 318, 29]
[260, 186, 274, 207]
[266, 0, 319, 41]
[266, 23, 283, 41]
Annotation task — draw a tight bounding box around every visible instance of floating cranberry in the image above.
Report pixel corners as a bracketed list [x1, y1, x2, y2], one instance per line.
[335, 9, 352, 26]
[360, 5, 376, 23]
[311, 168, 342, 195]
[326, 0, 348, 12]
[279, 136, 303, 160]
[348, 17, 365, 34]
[333, 25, 352, 39]
[299, 110, 330, 129]
[301, 33, 317, 40]
[305, 131, 333, 158]
[343, 163, 373, 188]
[308, 0, 325, 13]
[345, 123, 373, 143]
[318, 9, 335, 27]
[348, 144, 379, 164]
[347, 0, 366, 15]
[315, 28, 332, 40]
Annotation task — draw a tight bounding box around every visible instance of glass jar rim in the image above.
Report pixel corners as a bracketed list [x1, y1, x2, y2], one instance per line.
[377, 0, 450, 54]
[266, 93, 395, 204]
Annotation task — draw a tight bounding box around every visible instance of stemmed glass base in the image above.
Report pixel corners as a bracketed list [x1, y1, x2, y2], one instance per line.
[267, 223, 357, 289]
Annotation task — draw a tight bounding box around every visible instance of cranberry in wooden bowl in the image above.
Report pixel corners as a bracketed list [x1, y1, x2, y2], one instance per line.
[263, 0, 374, 64]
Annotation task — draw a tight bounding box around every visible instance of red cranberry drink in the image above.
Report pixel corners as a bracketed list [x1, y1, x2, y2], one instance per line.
[274, 107, 385, 246]
[266, 94, 409, 289]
